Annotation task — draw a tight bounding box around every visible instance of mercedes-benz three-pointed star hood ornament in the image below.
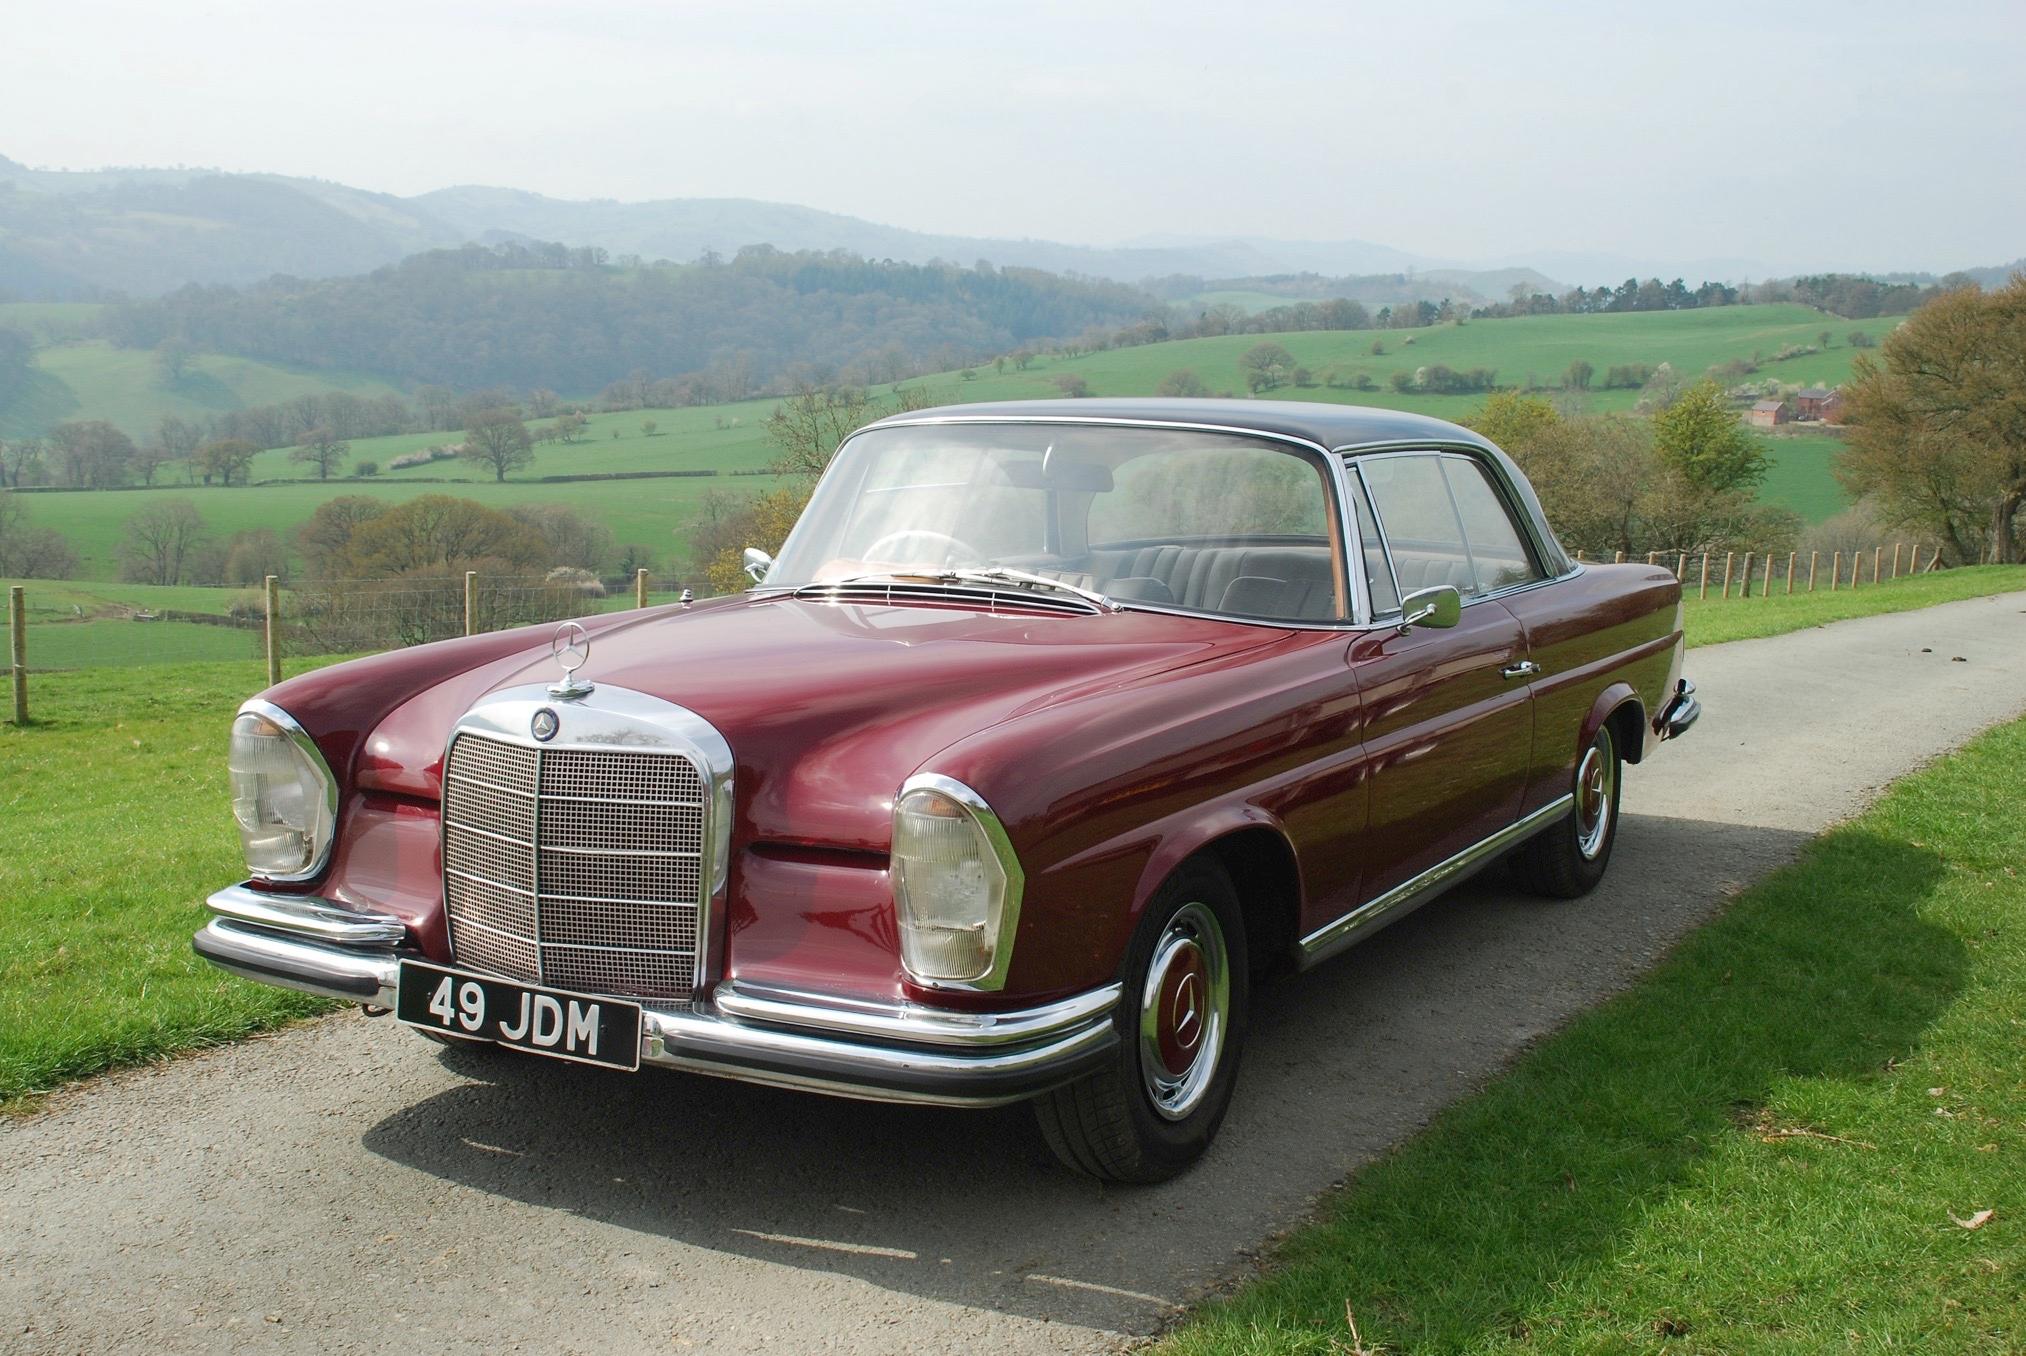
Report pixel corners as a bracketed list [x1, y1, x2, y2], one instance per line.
[547, 620, 594, 699]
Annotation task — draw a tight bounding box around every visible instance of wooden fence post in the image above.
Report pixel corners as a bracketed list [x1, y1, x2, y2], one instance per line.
[1892, 542, 1903, 579]
[1808, 550, 1819, 591]
[263, 575, 281, 687]
[1576, 549, 1586, 562]
[464, 570, 477, 636]
[1739, 551, 1753, 597]
[1786, 551, 1797, 595]
[1831, 551, 1841, 591]
[1873, 546, 1883, 585]
[1676, 551, 1687, 581]
[8, 586, 25, 726]
[1614, 550, 1625, 564]
[635, 567, 649, 609]
[1720, 552, 1735, 599]
[1698, 553, 1710, 599]
[1761, 552, 1774, 598]
[1646, 551, 1657, 566]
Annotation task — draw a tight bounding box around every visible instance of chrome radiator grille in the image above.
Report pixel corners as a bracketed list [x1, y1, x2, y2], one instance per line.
[441, 731, 706, 1003]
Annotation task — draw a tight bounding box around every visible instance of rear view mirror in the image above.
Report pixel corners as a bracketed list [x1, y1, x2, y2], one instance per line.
[742, 547, 774, 583]
[1397, 584, 1460, 633]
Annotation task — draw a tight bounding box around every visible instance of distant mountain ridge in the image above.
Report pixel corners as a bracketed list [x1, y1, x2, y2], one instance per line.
[0, 154, 1547, 300]
[0, 154, 2012, 304]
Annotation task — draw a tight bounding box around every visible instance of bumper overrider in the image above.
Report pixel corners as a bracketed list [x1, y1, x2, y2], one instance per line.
[192, 884, 1119, 1107]
[1656, 678, 1700, 741]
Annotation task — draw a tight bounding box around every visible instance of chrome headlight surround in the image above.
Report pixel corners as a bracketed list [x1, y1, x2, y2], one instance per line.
[228, 698, 339, 883]
[891, 773, 1024, 991]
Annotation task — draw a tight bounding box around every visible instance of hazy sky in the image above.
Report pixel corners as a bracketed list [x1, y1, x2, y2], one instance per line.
[5, 0, 2021, 274]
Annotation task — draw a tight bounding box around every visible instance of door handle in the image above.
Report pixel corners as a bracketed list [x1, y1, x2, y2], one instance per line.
[1500, 661, 1541, 680]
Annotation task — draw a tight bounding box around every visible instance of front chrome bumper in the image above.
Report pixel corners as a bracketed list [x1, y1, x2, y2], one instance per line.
[193, 885, 1119, 1107]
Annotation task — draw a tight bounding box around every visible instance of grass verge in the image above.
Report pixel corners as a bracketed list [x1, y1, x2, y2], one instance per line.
[1682, 564, 2026, 646]
[0, 660, 337, 1106]
[1157, 717, 2026, 1354]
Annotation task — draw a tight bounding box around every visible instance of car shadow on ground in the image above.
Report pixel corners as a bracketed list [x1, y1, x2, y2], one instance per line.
[360, 813, 1962, 1332]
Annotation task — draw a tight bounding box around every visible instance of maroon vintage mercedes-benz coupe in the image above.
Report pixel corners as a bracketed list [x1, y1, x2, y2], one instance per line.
[197, 399, 1697, 1180]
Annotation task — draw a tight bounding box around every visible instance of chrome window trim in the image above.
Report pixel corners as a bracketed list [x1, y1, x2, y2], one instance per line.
[771, 414, 1374, 629]
[895, 771, 1027, 992]
[235, 697, 342, 884]
[442, 683, 735, 993]
[1335, 441, 1579, 620]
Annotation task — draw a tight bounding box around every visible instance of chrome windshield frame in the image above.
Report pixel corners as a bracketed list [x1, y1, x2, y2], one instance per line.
[761, 414, 1373, 629]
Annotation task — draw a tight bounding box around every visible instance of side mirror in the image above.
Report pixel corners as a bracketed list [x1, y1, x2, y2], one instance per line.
[742, 547, 774, 583]
[1396, 584, 1461, 634]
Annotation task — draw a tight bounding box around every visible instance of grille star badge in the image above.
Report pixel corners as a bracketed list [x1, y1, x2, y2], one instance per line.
[530, 707, 560, 741]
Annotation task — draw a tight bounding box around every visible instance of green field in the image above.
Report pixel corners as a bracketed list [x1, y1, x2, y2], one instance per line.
[1752, 430, 1851, 523]
[236, 401, 780, 484]
[0, 301, 105, 344]
[891, 303, 1872, 415]
[14, 469, 783, 580]
[0, 339, 403, 440]
[10, 304, 1879, 578]
[1159, 714, 2026, 1354]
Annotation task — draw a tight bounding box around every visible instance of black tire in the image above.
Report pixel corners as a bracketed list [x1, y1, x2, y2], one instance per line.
[1034, 857, 1249, 1182]
[1514, 721, 1622, 899]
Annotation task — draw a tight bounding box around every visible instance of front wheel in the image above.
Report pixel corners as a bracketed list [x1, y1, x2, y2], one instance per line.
[1034, 858, 1249, 1182]
[1514, 722, 1621, 898]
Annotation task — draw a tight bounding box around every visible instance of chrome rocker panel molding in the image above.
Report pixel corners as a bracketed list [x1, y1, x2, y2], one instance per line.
[191, 888, 1119, 1108]
[1298, 794, 1577, 966]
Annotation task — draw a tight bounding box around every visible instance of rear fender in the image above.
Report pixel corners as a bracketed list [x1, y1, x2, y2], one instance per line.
[1582, 682, 1647, 765]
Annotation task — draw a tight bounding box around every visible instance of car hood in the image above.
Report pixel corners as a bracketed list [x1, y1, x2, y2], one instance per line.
[356, 595, 1284, 851]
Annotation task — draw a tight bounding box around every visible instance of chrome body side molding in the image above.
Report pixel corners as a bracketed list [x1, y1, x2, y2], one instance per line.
[1297, 794, 1576, 966]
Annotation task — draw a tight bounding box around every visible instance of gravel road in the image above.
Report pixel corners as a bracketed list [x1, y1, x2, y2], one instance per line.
[8, 591, 2026, 1356]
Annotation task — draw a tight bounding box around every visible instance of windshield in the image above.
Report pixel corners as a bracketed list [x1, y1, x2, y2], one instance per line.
[768, 423, 1344, 622]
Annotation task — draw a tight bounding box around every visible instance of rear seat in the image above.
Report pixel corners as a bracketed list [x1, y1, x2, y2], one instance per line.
[1042, 544, 1336, 620]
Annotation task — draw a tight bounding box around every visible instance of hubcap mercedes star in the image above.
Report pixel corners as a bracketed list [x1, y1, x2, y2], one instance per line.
[1575, 731, 1617, 860]
[1138, 902, 1231, 1121]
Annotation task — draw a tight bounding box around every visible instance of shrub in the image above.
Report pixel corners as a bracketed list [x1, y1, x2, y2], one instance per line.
[352, 460, 380, 478]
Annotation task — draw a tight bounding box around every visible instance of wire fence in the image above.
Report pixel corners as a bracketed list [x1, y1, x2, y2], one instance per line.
[5, 570, 700, 721]
[0, 543, 1957, 724]
[1575, 540, 1944, 599]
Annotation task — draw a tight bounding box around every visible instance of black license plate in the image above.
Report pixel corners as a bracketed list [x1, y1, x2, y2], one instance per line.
[396, 961, 642, 1071]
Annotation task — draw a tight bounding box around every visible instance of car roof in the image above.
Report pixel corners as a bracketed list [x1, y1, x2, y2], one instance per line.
[863, 397, 1498, 453]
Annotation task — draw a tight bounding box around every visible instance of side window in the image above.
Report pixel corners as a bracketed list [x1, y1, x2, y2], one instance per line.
[1358, 454, 1476, 597]
[1345, 468, 1400, 616]
[1441, 458, 1545, 593]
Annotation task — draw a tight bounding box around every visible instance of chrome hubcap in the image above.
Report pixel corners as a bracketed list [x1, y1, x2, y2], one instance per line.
[1575, 730, 1616, 860]
[1139, 901, 1230, 1121]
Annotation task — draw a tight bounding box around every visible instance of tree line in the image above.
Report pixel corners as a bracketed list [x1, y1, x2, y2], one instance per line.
[100, 243, 1158, 397]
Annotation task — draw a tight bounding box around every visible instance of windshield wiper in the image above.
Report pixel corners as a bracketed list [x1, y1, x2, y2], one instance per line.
[932, 566, 1120, 613]
[800, 567, 1119, 613]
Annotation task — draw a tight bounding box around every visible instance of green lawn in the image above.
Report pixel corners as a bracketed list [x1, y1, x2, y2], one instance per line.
[0, 300, 105, 344]
[0, 660, 336, 1105]
[1680, 566, 2026, 646]
[0, 340, 402, 440]
[22, 619, 256, 670]
[1159, 714, 2026, 1354]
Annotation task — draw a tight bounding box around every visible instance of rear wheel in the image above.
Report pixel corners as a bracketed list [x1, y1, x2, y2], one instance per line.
[1514, 722, 1621, 898]
[1034, 858, 1249, 1182]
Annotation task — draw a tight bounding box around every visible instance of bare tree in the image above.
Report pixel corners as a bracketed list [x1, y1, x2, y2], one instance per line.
[291, 427, 350, 480]
[0, 437, 45, 488]
[120, 498, 208, 585]
[0, 491, 78, 578]
[129, 441, 174, 487]
[459, 409, 535, 482]
[765, 386, 877, 477]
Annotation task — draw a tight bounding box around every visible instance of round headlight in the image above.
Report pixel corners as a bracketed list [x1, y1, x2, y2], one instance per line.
[891, 777, 1022, 988]
[228, 703, 338, 881]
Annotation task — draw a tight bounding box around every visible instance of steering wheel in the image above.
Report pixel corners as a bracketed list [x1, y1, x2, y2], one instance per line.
[862, 528, 982, 569]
